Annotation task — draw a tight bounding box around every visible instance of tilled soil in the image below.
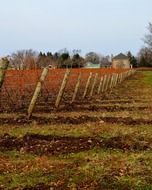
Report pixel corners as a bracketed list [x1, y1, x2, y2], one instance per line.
[34, 104, 151, 112]
[0, 134, 151, 155]
[0, 134, 101, 155]
[0, 115, 152, 126]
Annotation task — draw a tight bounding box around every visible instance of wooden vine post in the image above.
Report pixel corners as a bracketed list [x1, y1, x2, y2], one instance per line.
[105, 74, 111, 91]
[122, 72, 125, 81]
[121, 72, 123, 82]
[113, 73, 116, 88]
[109, 73, 114, 89]
[97, 75, 104, 94]
[124, 72, 126, 80]
[112, 73, 116, 88]
[90, 73, 98, 97]
[115, 73, 119, 86]
[27, 67, 49, 119]
[0, 58, 9, 89]
[83, 72, 93, 99]
[101, 74, 107, 92]
[127, 70, 130, 77]
[127, 71, 129, 77]
[107, 74, 112, 90]
[71, 72, 82, 103]
[119, 73, 123, 83]
[55, 69, 70, 108]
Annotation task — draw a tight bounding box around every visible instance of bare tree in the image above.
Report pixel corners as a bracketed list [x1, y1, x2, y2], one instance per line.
[138, 47, 152, 67]
[99, 55, 111, 68]
[10, 49, 38, 69]
[138, 22, 152, 67]
[71, 49, 81, 57]
[85, 52, 111, 67]
[85, 52, 100, 64]
[144, 23, 152, 48]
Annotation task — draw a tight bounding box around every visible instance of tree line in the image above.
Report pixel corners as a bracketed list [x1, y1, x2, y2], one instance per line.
[8, 49, 112, 70]
[9, 49, 84, 70]
[8, 49, 139, 70]
[6, 22, 152, 69]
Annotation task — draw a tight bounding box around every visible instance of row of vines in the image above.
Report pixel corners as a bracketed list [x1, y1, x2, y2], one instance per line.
[0, 67, 135, 116]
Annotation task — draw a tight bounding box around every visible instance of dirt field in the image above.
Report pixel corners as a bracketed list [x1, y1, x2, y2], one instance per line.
[0, 71, 152, 190]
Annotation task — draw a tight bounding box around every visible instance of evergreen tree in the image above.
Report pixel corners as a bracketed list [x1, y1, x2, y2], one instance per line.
[47, 52, 53, 57]
[127, 51, 138, 68]
[39, 52, 43, 57]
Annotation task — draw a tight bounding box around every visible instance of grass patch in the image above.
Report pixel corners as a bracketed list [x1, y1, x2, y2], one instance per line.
[0, 143, 152, 189]
[0, 123, 152, 139]
[0, 170, 57, 189]
[143, 71, 152, 86]
[0, 151, 69, 189]
[61, 149, 152, 189]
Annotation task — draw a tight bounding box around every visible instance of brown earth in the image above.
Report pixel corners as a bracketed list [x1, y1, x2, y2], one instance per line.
[0, 115, 152, 126]
[0, 133, 151, 155]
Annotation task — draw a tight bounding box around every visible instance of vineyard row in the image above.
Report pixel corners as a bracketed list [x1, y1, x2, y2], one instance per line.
[0, 59, 136, 118]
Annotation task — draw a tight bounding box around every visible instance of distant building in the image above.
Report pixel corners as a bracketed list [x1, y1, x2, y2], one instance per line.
[84, 62, 100, 68]
[112, 53, 130, 69]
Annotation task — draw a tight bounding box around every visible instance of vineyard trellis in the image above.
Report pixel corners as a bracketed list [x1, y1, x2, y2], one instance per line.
[0, 59, 136, 118]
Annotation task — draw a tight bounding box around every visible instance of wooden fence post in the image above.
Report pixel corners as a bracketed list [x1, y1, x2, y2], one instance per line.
[121, 72, 124, 81]
[109, 73, 114, 89]
[119, 73, 123, 83]
[124, 72, 127, 80]
[122, 72, 125, 81]
[104, 74, 111, 91]
[117, 73, 120, 83]
[27, 67, 49, 119]
[0, 58, 9, 89]
[123, 72, 126, 81]
[55, 69, 70, 108]
[101, 74, 107, 92]
[115, 73, 119, 86]
[113, 73, 117, 87]
[82, 73, 93, 99]
[121, 72, 124, 82]
[126, 71, 128, 78]
[109, 73, 117, 91]
[97, 75, 104, 94]
[108, 74, 112, 90]
[71, 72, 82, 103]
[110, 73, 114, 88]
[90, 73, 98, 97]
[83, 72, 93, 99]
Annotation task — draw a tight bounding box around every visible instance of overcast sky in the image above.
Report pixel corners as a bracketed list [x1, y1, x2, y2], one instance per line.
[0, 0, 152, 56]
